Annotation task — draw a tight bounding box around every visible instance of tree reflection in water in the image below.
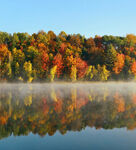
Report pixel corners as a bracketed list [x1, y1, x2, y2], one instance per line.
[0, 83, 136, 140]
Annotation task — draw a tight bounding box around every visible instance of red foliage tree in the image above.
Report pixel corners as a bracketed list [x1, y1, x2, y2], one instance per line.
[59, 43, 67, 55]
[76, 57, 88, 79]
[52, 53, 64, 77]
[42, 51, 49, 71]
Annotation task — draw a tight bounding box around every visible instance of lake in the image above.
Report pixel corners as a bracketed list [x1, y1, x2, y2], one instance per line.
[0, 83, 136, 150]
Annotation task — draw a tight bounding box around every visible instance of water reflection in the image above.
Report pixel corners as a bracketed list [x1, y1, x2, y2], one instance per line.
[0, 83, 136, 140]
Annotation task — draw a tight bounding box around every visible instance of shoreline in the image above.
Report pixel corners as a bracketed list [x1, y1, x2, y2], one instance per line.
[0, 81, 136, 85]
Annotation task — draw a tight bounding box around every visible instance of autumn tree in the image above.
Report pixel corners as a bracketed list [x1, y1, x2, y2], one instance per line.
[36, 30, 49, 45]
[113, 53, 125, 74]
[97, 65, 110, 81]
[50, 65, 57, 82]
[70, 65, 77, 82]
[11, 48, 25, 79]
[76, 57, 88, 79]
[131, 61, 136, 78]
[25, 46, 39, 63]
[86, 65, 98, 80]
[59, 31, 67, 42]
[52, 53, 64, 78]
[23, 61, 33, 82]
[104, 44, 117, 71]
[12, 48, 25, 64]
[66, 55, 87, 80]
[0, 44, 12, 80]
[126, 34, 136, 46]
[41, 51, 50, 72]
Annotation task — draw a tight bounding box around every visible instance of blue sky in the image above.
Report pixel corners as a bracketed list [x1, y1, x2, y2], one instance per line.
[0, 0, 136, 37]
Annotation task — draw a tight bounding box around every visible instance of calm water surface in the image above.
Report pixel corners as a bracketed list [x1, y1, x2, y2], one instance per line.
[0, 83, 136, 150]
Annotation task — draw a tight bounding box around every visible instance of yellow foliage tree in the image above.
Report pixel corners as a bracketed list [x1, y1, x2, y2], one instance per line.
[0, 44, 12, 80]
[6, 63, 12, 79]
[97, 65, 110, 81]
[15, 62, 20, 76]
[23, 61, 33, 82]
[86, 65, 98, 80]
[126, 34, 136, 44]
[50, 65, 57, 82]
[70, 65, 77, 82]
[12, 48, 25, 64]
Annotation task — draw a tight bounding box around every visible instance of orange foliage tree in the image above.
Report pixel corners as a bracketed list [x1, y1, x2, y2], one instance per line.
[66, 55, 88, 79]
[113, 53, 125, 74]
[131, 61, 136, 75]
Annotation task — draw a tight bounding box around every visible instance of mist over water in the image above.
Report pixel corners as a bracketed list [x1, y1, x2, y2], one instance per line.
[1, 82, 136, 150]
[1, 82, 136, 95]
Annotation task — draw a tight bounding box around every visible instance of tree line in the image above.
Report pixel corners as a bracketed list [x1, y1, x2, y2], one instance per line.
[0, 30, 136, 82]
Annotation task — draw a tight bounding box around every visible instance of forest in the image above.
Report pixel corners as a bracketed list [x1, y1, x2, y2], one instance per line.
[0, 31, 136, 82]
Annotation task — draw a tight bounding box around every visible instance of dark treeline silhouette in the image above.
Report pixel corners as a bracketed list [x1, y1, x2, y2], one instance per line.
[0, 31, 136, 82]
